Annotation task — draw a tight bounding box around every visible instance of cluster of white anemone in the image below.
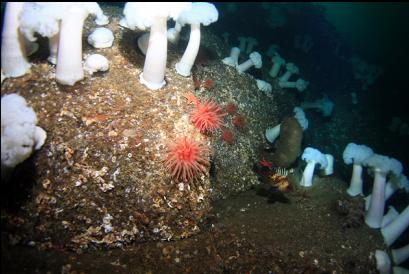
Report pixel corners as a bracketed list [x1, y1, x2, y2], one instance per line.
[1, 2, 110, 86]
[84, 27, 114, 75]
[220, 32, 312, 95]
[222, 43, 263, 74]
[222, 37, 270, 95]
[121, 2, 219, 89]
[1, 2, 220, 91]
[266, 51, 309, 93]
[293, 143, 408, 273]
[342, 142, 408, 273]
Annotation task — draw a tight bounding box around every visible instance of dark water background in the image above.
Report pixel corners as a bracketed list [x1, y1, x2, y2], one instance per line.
[216, 3, 409, 173]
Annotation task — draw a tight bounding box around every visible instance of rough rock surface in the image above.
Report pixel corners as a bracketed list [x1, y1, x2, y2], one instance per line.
[1, 6, 287, 250]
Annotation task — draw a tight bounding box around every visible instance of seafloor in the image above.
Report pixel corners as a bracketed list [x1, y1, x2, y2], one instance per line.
[2, 180, 382, 273]
[0, 5, 397, 273]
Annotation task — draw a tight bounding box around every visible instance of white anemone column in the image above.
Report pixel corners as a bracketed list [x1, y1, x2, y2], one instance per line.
[140, 17, 167, 90]
[1, 2, 31, 77]
[381, 205, 409, 246]
[175, 23, 200, 77]
[56, 6, 87, 85]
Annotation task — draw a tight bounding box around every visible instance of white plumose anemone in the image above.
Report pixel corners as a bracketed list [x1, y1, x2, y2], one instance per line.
[279, 62, 299, 82]
[256, 79, 272, 94]
[363, 154, 402, 229]
[167, 21, 182, 45]
[122, 2, 191, 90]
[323, 154, 334, 176]
[269, 54, 285, 78]
[365, 173, 408, 210]
[175, 2, 219, 77]
[278, 78, 309, 92]
[265, 124, 281, 144]
[87, 27, 114, 48]
[1, 94, 47, 181]
[342, 143, 374, 196]
[1, 2, 31, 77]
[84, 54, 109, 75]
[391, 243, 409, 265]
[381, 205, 409, 246]
[236, 51, 262, 74]
[222, 47, 240, 67]
[301, 96, 334, 116]
[300, 147, 328, 187]
[375, 250, 391, 274]
[265, 107, 308, 144]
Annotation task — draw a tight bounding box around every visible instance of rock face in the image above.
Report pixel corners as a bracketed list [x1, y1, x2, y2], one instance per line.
[0, 7, 290, 251]
[271, 117, 303, 168]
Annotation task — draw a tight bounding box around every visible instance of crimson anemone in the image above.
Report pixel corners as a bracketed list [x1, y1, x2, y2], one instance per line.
[164, 137, 210, 182]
